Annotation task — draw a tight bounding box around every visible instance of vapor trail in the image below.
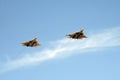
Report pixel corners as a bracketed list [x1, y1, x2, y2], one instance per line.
[0, 27, 120, 73]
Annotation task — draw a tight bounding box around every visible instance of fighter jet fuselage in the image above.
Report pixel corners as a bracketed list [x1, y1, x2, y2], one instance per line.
[21, 38, 40, 47]
[67, 29, 87, 39]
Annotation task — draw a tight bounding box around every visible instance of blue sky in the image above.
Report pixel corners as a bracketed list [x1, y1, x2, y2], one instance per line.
[0, 0, 120, 80]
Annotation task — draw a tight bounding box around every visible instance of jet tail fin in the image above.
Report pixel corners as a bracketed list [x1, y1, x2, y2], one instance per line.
[80, 29, 84, 33]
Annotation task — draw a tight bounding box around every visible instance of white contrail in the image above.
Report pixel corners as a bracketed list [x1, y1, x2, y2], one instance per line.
[0, 27, 120, 73]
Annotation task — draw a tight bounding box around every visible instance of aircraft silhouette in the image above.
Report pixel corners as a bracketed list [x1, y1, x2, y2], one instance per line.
[21, 38, 40, 47]
[67, 29, 87, 39]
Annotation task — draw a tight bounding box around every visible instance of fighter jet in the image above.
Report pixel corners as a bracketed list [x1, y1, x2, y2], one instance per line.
[21, 38, 40, 47]
[67, 29, 87, 39]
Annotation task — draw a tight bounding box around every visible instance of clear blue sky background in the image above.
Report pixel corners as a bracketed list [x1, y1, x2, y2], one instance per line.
[0, 0, 120, 80]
